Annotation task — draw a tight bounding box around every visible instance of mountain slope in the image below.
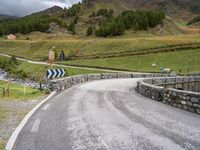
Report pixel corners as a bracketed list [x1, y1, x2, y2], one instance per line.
[78, 0, 200, 35]
[1, 0, 200, 37]
[28, 6, 63, 17]
[0, 14, 17, 21]
[82, 0, 197, 18]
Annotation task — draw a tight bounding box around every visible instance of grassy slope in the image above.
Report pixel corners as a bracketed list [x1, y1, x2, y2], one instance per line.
[0, 39, 87, 60]
[0, 80, 44, 100]
[17, 61, 108, 79]
[1, 34, 200, 74]
[65, 49, 200, 74]
[79, 34, 200, 55]
[1, 34, 200, 60]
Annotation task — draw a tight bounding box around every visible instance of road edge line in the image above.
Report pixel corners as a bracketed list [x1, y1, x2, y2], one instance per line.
[5, 91, 56, 150]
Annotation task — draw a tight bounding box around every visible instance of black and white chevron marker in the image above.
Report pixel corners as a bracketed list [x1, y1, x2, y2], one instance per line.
[46, 69, 65, 79]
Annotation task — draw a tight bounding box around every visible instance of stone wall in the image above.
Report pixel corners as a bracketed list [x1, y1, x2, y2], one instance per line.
[49, 73, 172, 92]
[163, 89, 200, 114]
[136, 77, 200, 114]
[162, 81, 200, 92]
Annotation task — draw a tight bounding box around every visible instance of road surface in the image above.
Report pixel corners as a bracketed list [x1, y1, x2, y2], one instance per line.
[14, 79, 200, 150]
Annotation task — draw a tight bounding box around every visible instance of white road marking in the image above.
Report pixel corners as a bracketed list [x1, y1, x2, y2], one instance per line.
[6, 91, 56, 150]
[43, 104, 50, 110]
[31, 119, 41, 133]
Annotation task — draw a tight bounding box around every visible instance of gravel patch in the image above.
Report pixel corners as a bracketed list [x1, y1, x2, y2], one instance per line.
[0, 96, 45, 148]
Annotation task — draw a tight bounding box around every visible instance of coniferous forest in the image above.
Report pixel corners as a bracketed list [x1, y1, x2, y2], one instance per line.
[0, 1, 165, 37]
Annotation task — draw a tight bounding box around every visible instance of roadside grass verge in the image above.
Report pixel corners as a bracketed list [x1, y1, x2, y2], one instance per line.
[0, 80, 44, 100]
[0, 106, 8, 121]
[0, 139, 7, 150]
[17, 61, 109, 80]
[65, 49, 200, 74]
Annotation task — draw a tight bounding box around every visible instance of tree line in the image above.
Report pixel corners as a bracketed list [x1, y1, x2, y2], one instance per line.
[190, 3, 200, 14]
[0, 15, 54, 36]
[0, 2, 82, 37]
[89, 10, 165, 37]
[62, 3, 81, 18]
[89, 9, 114, 18]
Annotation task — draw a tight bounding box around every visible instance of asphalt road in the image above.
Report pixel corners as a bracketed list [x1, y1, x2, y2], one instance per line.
[14, 79, 200, 150]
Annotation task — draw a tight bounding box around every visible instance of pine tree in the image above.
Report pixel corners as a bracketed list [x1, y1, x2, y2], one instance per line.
[133, 22, 139, 31]
[86, 26, 93, 36]
[68, 22, 75, 34]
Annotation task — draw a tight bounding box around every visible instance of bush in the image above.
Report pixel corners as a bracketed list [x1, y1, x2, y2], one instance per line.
[187, 16, 200, 25]
[89, 9, 114, 18]
[66, 3, 81, 17]
[96, 19, 125, 37]
[190, 3, 200, 14]
[0, 57, 27, 79]
[10, 55, 19, 65]
[15, 70, 27, 79]
[73, 15, 79, 24]
[0, 58, 16, 73]
[68, 22, 75, 34]
[86, 26, 93, 36]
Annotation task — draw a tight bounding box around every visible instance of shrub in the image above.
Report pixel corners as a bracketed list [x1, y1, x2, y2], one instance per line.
[86, 26, 93, 36]
[68, 22, 75, 34]
[190, 3, 200, 14]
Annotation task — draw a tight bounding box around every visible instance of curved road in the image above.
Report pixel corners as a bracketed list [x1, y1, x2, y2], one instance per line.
[14, 79, 200, 150]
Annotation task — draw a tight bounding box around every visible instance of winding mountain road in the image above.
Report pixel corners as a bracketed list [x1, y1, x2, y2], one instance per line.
[13, 78, 200, 150]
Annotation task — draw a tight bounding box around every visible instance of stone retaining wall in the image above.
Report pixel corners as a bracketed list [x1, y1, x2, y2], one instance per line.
[136, 77, 200, 114]
[49, 73, 172, 92]
[162, 81, 200, 92]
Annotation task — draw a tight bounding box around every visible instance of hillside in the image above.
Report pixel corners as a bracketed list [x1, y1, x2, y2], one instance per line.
[81, 0, 198, 17]
[0, 14, 17, 21]
[75, 0, 200, 35]
[27, 6, 63, 17]
[0, 0, 200, 36]
[0, 0, 200, 74]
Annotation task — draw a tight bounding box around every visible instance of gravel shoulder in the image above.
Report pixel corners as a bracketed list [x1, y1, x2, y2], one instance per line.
[0, 96, 46, 150]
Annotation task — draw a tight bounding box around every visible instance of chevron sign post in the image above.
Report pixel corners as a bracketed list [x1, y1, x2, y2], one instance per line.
[46, 69, 65, 79]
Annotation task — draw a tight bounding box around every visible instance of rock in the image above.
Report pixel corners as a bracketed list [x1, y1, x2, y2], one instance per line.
[181, 101, 186, 105]
[172, 92, 177, 96]
[173, 103, 177, 107]
[186, 96, 191, 101]
[196, 108, 200, 114]
[183, 105, 188, 110]
[191, 97, 199, 103]
[188, 107, 195, 113]
[193, 104, 200, 108]
[187, 102, 193, 107]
